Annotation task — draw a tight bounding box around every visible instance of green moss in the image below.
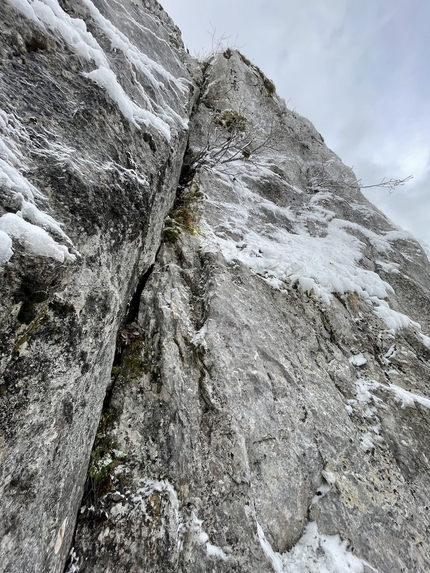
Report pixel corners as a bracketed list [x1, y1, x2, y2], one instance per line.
[239, 53, 252, 67]
[111, 366, 122, 378]
[163, 180, 204, 243]
[238, 52, 276, 97]
[320, 313, 328, 328]
[214, 109, 246, 132]
[172, 206, 200, 234]
[264, 78, 276, 97]
[89, 438, 117, 484]
[121, 350, 145, 381]
[162, 225, 181, 243]
[87, 407, 122, 497]
[12, 334, 28, 354]
[29, 307, 50, 332]
[32, 291, 49, 303]
[12, 307, 51, 355]
[112, 336, 147, 382]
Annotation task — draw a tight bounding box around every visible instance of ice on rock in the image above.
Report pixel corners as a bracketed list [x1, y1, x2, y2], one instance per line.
[84, 67, 171, 139]
[257, 521, 374, 573]
[0, 213, 75, 262]
[7, 0, 186, 139]
[0, 230, 13, 265]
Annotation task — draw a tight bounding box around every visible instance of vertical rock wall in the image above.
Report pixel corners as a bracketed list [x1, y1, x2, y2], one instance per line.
[72, 51, 430, 572]
[1, 3, 430, 573]
[0, 2, 196, 572]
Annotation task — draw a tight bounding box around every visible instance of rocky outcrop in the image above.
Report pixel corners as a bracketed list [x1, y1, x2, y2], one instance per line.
[72, 52, 430, 572]
[1, 3, 430, 573]
[0, 1, 196, 572]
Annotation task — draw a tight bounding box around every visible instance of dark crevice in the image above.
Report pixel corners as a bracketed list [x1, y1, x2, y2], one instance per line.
[108, 249, 161, 415]
[175, 59, 212, 192]
[64, 249, 161, 572]
[124, 254, 159, 328]
[64, 62, 205, 572]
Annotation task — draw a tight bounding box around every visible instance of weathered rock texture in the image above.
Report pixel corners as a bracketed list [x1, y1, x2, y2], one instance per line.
[0, 1, 196, 572]
[1, 3, 430, 573]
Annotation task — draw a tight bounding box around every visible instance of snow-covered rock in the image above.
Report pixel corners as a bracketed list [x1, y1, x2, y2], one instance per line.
[0, 1, 196, 571]
[1, 3, 430, 573]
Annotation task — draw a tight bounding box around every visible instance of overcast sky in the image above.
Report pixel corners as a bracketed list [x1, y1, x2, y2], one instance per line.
[161, 0, 429, 246]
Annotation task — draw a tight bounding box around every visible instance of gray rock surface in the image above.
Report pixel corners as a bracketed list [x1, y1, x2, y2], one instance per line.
[1, 3, 430, 573]
[0, 1, 196, 571]
[72, 51, 430, 572]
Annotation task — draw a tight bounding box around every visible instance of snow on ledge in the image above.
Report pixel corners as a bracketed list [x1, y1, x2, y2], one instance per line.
[351, 377, 430, 412]
[7, 0, 177, 140]
[257, 521, 378, 573]
[201, 169, 423, 334]
[83, 67, 170, 138]
[0, 213, 76, 263]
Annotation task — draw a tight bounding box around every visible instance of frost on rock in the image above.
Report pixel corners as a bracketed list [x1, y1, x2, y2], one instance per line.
[257, 521, 375, 573]
[7, 0, 190, 140]
[0, 116, 76, 263]
[133, 478, 230, 562]
[201, 167, 423, 333]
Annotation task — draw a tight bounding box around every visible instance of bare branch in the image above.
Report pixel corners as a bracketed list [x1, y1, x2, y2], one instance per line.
[358, 175, 413, 193]
[307, 157, 413, 194]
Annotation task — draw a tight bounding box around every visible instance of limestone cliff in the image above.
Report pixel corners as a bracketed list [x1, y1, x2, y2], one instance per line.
[0, 1, 196, 571]
[1, 2, 429, 573]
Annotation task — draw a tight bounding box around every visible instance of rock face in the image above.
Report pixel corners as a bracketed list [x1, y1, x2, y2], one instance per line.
[1, 3, 430, 573]
[0, 1, 196, 572]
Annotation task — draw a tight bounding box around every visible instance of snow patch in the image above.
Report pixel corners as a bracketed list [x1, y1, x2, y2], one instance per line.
[349, 353, 367, 367]
[206, 542, 228, 560]
[0, 129, 76, 263]
[420, 334, 430, 349]
[84, 66, 170, 138]
[0, 231, 13, 265]
[257, 521, 376, 573]
[7, 0, 186, 139]
[375, 260, 401, 274]
[350, 377, 430, 412]
[65, 547, 80, 573]
[202, 170, 417, 331]
[387, 383, 430, 410]
[191, 322, 208, 350]
[179, 512, 229, 561]
[80, 0, 189, 97]
[370, 298, 418, 332]
[133, 478, 229, 561]
[0, 213, 75, 262]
